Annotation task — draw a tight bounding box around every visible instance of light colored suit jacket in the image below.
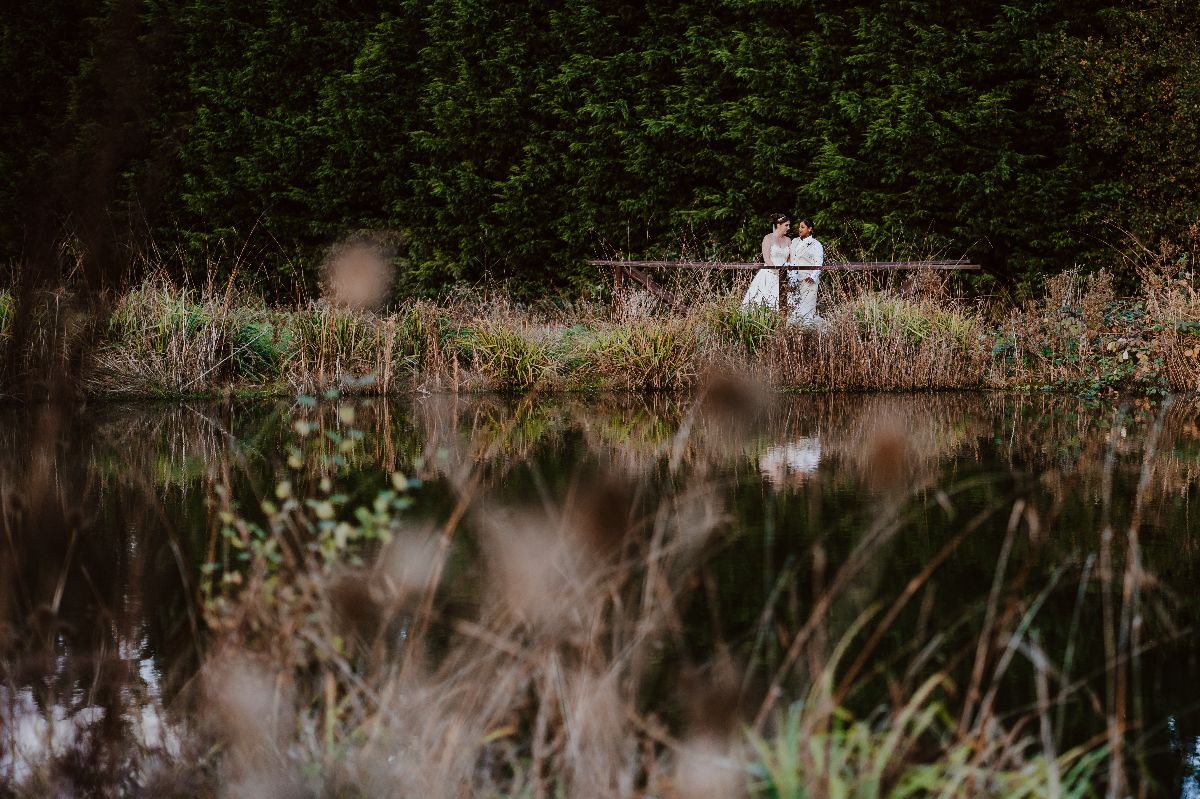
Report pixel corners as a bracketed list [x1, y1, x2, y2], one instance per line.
[788, 236, 824, 285]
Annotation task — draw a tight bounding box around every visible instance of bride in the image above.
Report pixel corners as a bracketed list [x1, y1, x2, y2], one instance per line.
[741, 213, 791, 310]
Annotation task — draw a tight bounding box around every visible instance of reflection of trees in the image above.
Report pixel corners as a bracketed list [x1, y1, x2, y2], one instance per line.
[0, 405, 203, 791]
[5, 392, 1200, 791]
[989, 395, 1200, 563]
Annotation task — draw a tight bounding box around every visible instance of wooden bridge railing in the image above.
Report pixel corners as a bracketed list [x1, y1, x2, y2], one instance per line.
[587, 259, 981, 316]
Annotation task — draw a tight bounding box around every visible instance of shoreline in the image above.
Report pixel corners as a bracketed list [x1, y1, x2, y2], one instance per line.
[3, 266, 1198, 400]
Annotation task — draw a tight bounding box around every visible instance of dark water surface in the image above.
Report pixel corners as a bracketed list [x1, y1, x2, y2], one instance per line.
[2, 392, 1200, 794]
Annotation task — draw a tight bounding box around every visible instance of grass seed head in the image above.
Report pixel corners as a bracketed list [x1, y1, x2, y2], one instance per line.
[319, 234, 397, 314]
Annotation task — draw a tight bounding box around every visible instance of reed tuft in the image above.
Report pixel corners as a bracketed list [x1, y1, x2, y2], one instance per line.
[767, 292, 989, 391]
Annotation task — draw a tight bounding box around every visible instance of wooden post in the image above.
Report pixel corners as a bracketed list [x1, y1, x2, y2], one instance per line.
[612, 263, 626, 314]
[778, 267, 789, 322]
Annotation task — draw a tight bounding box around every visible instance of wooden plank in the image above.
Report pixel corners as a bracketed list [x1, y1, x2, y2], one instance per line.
[588, 259, 980, 271]
[590, 260, 761, 270]
[622, 264, 684, 312]
[833, 262, 980, 271]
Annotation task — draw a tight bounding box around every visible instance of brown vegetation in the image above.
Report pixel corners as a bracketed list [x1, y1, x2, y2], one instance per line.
[5, 245, 1200, 400]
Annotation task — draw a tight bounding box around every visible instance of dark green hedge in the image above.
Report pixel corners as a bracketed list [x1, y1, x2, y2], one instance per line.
[3, 0, 1198, 296]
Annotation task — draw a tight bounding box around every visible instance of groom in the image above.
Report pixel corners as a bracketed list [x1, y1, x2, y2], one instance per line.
[788, 217, 824, 326]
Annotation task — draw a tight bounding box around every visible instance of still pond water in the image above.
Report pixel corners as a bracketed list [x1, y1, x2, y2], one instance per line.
[2, 391, 1199, 794]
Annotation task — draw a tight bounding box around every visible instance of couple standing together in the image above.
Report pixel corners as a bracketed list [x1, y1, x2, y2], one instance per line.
[741, 213, 825, 327]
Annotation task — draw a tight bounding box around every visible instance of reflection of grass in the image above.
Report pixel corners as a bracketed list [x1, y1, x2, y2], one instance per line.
[471, 396, 562, 459]
[9, 392, 1191, 794]
[183, 393, 1155, 797]
[0, 289, 13, 340]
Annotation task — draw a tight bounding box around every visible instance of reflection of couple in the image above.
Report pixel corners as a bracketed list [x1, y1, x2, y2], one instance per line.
[759, 436, 822, 489]
[741, 213, 825, 327]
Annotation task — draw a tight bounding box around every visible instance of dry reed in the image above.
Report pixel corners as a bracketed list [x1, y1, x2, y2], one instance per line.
[184, 391, 1158, 797]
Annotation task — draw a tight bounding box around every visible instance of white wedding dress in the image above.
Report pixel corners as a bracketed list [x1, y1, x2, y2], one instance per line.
[741, 240, 790, 310]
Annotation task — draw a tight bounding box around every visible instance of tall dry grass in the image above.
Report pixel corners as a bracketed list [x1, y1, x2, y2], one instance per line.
[1136, 224, 1200, 392]
[185, 392, 1144, 797]
[83, 275, 454, 397]
[990, 224, 1200, 395]
[7, 389, 1191, 794]
[76, 269, 996, 398]
[766, 288, 989, 390]
[20, 230, 1200, 399]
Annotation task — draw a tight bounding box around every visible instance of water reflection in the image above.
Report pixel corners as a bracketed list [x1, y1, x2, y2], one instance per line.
[0, 403, 203, 791]
[759, 437, 822, 488]
[1, 392, 1199, 794]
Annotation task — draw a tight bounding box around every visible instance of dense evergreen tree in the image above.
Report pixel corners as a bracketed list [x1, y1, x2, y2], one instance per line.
[1046, 0, 1200, 264]
[2, 0, 1198, 295]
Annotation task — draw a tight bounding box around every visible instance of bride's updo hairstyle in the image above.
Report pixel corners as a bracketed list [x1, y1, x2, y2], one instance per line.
[769, 212, 791, 227]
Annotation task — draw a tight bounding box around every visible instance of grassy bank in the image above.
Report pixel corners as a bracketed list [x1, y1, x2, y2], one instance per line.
[4, 260, 1200, 398]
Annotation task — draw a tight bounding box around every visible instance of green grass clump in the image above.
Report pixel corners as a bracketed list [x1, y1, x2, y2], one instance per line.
[576, 318, 702, 391]
[63, 267, 1200, 398]
[231, 318, 287, 380]
[932, 307, 981, 353]
[852, 294, 933, 345]
[394, 301, 449, 374]
[750, 693, 1103, 798]
[710, 300, 778, 355]
[91, 278, 241, 395]
[288, 308, 384, 392]
[469, 321, 553, 392]
[0, 290, 13, 340]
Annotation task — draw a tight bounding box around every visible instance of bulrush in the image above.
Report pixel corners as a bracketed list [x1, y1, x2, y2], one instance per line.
[562, 669, 634, 797]
[374, 526, 442, 608]
[203, 651, 301, 797]
[571, 477, 637, 562]
[318, 233, 398, 314]
[478, 505, 593, 636]
[670, 660, 750, 799]
[857, 422, 918, 491]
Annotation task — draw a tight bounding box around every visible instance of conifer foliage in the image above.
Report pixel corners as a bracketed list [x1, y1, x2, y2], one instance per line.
[2, 0, 1197, 293]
